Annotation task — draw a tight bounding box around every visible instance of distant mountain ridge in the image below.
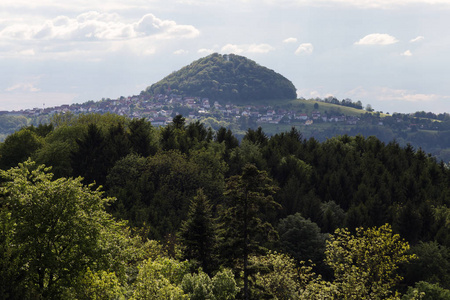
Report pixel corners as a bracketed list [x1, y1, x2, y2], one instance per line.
[141, 53, 297, 102]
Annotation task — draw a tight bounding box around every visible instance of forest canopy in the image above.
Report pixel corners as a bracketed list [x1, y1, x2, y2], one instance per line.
[1, 113, 450, 299]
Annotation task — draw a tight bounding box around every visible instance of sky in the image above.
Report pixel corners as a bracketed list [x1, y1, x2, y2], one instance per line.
[1, 0, 450, 114]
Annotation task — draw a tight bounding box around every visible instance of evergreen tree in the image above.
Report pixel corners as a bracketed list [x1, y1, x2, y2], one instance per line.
[218, 164, 280, 300]
[128, 118, 156, 157]
[103, 121, 130, 172]
[70, 123, 107, 186]
[178, 189, 217, 274]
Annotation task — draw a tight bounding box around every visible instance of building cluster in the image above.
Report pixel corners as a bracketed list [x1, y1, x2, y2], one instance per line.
[6, 93, 362, 126]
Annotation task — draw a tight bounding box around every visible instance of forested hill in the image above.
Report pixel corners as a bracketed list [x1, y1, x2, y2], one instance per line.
[141, 53, 297, 102]
[2, 113, 450, 298]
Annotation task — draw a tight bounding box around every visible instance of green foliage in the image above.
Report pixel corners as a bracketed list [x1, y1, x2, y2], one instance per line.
[128, 118, 157, 157]
[179, 189, 218, 274]
[71, 123, 108, 185]
[131, 256, 189, 299]
[325, 224, 415, 299]
[34, 139, 75, 178]
[160, 115, 213, 153]
[107, 150, 225, 240]
[0, 160, 122, 298]
[0, 128, 43, 169]
[277, 213, 327, 271]
[0, 114, 28, 135]
[181, 271, 215, 299]
[52, 112, 128, 129]
[403, 281, 450, 300]
[211, 269, 240, 300]
[144, 53, 297, 102]
[249, 251, 302, 299]
[26, 123, 54, 137]
[218, 164, 280, 299]
[106, 153, 149, 222]
[2, 113, 450, 297]
[181, 269, 239, 300]
[404, 241, 450, 289]
[71, 268, 125, 300]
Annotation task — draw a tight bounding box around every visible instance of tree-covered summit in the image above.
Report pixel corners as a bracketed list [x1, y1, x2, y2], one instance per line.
[141, 53, 297, 102]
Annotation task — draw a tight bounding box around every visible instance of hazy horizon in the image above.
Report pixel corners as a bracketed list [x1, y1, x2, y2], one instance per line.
[1, 0, 450, 114]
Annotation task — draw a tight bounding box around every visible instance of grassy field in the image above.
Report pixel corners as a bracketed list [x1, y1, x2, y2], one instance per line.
[259, 121, 356, 138]
[250, 98, 370, 118]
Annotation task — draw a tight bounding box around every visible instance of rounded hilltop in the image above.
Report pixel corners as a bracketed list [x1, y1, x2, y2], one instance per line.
[141, 53, 297, 103]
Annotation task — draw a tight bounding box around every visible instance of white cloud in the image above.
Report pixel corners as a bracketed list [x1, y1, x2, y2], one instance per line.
[221, 44, 244, 54]
[173, 49, 188, 55]
[247, 44, 275, 53]
[221, 43, 274, 54]
[410, 36, 424, 43]
[198, 48, 215, 55]
[261, 0, 450, 9]
[1, 0, 450, 9]
[377, 88, 448, 102]
[401, 50, 412, 56]
[295, 43, 313, 55]
[283, 37, 297, 43]
[18, 49, 35, 56]
[354, 33, 399, 45]
[0, 0, 164, 13]
[348, 86, 448, 103]
[135, 14, 200, 39]
[0, 12, 200, 59]
[5, 82, 40, 92]
[0, 12, 199, 41]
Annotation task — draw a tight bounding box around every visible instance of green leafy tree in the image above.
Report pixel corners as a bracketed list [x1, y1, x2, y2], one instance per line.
[181, 271, 215, 300]
[404, 241, 450, 290]
[218, 164, 280, 300]
[402, 281, 450, 300]
[249, 251, 302, 299]
[0, 128, 43, 169]
[0, 160, 125, 298]
[70, 268, 125, 300]
[277, 213, 327, 271]
[34, 124, 86, 178]
[26, 123, 54, 138]
[181, 268, 239, 300]
[105, 153, 151, 224]
[131, 256, 189, 299]
[211, 269, 240, 300]
[325, 224, 415, 299]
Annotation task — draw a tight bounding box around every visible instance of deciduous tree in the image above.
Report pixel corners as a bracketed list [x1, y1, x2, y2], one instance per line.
[325, 224, 415, 299]
[0, 160, 128, 298]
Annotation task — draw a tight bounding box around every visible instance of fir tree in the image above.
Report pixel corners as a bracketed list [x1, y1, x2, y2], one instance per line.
[218, 164, 280, 300]
[178, 189, 217, 274]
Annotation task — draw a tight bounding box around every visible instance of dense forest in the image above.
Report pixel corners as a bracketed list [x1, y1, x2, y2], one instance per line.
[1, 113, 450, 299]
[141, 53, 297, 102]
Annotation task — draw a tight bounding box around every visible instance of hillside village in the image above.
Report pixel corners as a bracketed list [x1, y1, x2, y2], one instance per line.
[3, 93, 363, 127]
[1, 92, 450, 164]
